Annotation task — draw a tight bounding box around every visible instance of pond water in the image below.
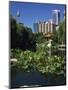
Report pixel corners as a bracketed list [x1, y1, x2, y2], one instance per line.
[10, 71, 66, 88]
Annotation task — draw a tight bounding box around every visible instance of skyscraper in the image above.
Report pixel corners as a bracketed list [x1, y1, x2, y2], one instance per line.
[44, 22, 48, 34]
[48, 19, 56, 33]
[34, 20, 56, 34]
[38, 21, 42, 32]
[52, 10, 60, 26]
[34, 22, 39, 33]
[41, 22, 45, 33]
[17, 10, 20, 17]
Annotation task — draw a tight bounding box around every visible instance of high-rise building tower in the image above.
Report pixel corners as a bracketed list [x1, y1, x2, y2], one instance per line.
[48, 19, 56, 33]
[38, 21, 42, 32]
[44, 22, 48, 34]
[52, 10, 60, 26]
[41, 22, 45, 33]
[17, 10, 20, 17]
[34, 20, 56, 34]
[34, 23, 39, 33]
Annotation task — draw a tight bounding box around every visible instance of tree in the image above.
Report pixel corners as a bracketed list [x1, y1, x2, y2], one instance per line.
[52, 20, 66, 44]
[57, 21, 66, 44]
[34, 33, 46, 44]
[10, 16, 36, 51]
[52, 29, 58, 43]
[10, 16, 18, 48]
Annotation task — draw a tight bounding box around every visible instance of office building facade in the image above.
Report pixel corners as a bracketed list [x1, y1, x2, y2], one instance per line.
[34, 20, 56, 34]
[48, 20, 56, 33]
[34, 23, 39, 32]
[52, 10, 60, 26]
[38, 22, 42, 32]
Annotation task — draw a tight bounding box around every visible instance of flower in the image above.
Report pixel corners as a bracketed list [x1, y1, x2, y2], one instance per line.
[29, 56, 32, 60]
[47, 43, 51, 48]
[54, 55, 57, 58]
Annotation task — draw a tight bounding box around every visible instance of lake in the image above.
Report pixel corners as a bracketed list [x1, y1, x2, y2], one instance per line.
[10, 70, 66, 88]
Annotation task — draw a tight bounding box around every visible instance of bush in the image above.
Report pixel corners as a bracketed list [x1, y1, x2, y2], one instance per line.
[11, 48, 65, 76]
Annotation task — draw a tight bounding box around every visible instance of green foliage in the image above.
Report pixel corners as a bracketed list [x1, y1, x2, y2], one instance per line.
[10, 16, 66, 77]
[10, 16, 18, 48]
[34, 33, 46, 44]
[52, 21, 66, 44]
[11, 46, 65, 76]
[10, 16, 36, 51]
[57, 21, 66, 44]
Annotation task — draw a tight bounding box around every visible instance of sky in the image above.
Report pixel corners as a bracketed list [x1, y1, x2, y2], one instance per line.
[9, 1, 65, 32]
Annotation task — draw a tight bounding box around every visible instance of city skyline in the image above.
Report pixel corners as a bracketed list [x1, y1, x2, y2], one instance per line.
[9, 1, 65, 32]
[34, 19, 56, 34]
[34, 9, 61, 33]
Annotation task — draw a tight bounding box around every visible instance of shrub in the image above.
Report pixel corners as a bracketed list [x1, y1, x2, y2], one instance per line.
[11, 48, 65, 76]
